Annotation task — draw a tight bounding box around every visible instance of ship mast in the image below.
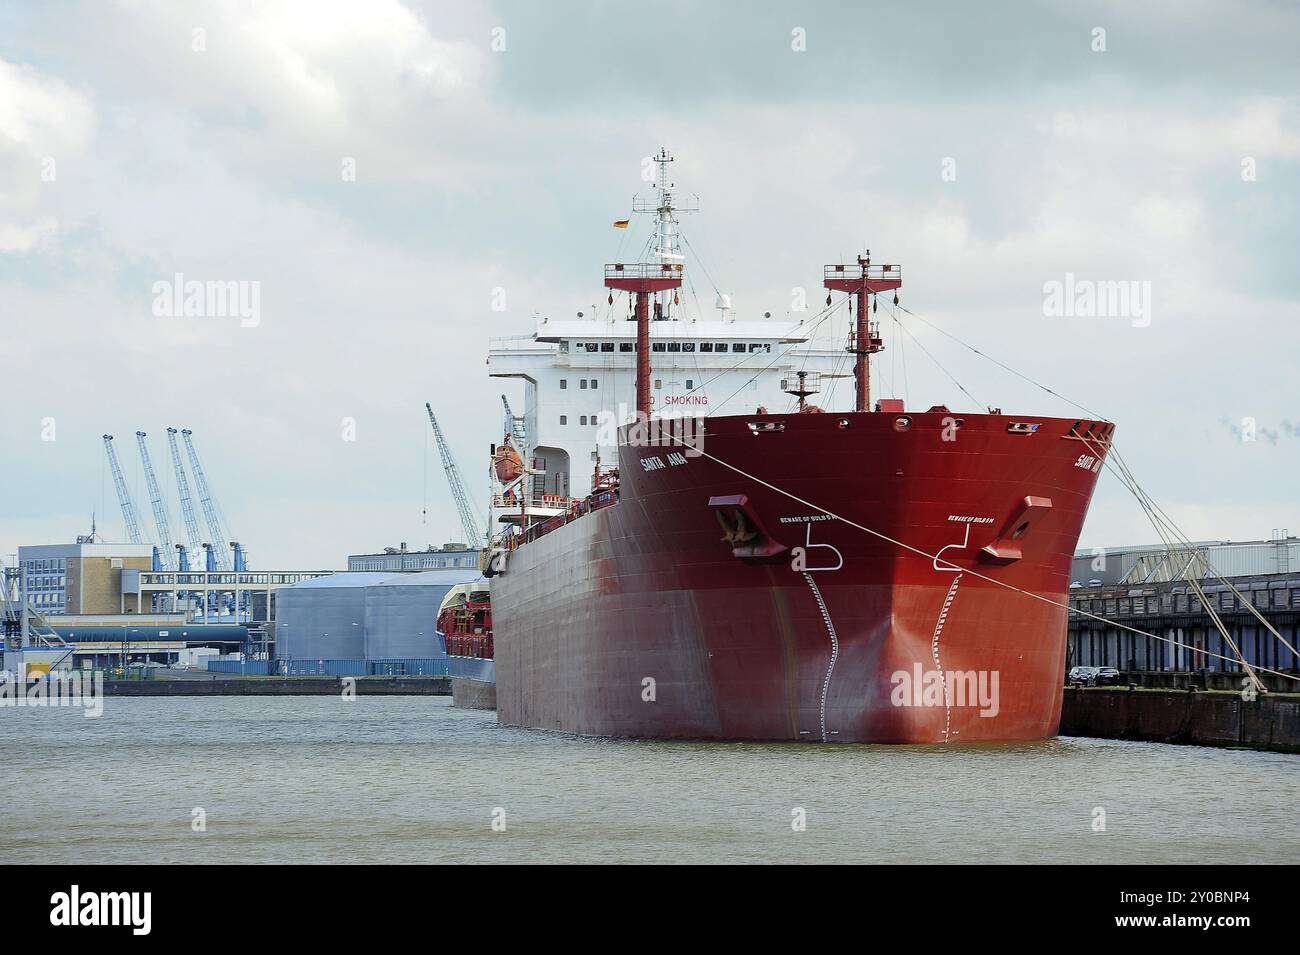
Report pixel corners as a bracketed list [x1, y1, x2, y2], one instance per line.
[824, 252, 903, 412]
[604, 147, 695, 419]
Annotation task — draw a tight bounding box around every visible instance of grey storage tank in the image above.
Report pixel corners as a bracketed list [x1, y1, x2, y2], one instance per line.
[275, 573, 398, 661]
[363, 569, 485, 659]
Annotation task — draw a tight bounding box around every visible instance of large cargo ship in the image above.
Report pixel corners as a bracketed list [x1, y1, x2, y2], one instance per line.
[483, 149, 1110, 743]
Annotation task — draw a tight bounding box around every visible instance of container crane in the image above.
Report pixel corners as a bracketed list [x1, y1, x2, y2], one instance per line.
[181, 429, 233, 571]
[426, 403, 484, 547]
[166, 427, 203, 569]
[136, 431, 177, 571]
[102, 435, 143, 546]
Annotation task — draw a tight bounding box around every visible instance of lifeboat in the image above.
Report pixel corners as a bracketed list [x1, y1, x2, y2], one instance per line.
[493, 440, 523, 483]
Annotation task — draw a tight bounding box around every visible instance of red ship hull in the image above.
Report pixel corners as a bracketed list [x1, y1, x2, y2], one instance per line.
[492, 410, 1108, 743]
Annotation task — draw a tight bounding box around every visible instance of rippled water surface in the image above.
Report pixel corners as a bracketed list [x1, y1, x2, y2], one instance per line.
[3, 696, 1296, 864]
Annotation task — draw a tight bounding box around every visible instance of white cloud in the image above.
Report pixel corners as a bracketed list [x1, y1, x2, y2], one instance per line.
[0, 57, 95, 256]
[2, 2, 1299, 565]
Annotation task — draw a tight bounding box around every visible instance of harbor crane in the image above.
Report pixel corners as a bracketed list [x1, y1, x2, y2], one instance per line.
[166, 427, 203, 569]
[181, 429, 234, 571]
[102, 434, 143, 546]
[136, 431, 177, 571]
[426, 403, 485, 547]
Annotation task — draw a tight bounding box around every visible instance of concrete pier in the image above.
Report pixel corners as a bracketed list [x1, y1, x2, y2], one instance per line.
[101, 677, 451, 696]
[1060, 686, 1300, 753]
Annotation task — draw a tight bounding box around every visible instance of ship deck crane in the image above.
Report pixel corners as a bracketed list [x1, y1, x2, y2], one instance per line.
[102, 434, 143, 545]
[501, 394, 527, 448]
[181, 429, 233, 571]
[426, 403, 485, 547]
[166, 427, 203, 570]
[136, 431, 177, 571]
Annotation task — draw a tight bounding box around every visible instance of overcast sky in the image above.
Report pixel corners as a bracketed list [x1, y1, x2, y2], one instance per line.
[3, 0, 1298, 568]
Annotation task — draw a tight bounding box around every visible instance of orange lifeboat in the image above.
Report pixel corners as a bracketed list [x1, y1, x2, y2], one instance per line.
[494, 441, 523, 483]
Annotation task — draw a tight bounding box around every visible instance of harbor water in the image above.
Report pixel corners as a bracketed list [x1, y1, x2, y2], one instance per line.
[3, 696, 1296, 864]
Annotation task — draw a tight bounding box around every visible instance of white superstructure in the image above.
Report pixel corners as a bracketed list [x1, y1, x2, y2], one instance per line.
[489, 318, 845, 499]
[487, 147, 848, 503]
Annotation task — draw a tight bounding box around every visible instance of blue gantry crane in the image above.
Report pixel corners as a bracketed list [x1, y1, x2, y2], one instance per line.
[102, 434, 144, 547]
[181, 429, 235, 572]
[135, 431, 178, 571]
[166, 427, 203, 570]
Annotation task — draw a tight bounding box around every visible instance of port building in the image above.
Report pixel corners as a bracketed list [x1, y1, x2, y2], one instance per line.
[346, 543, 479, 572]
[1068, 535, 1300, 689]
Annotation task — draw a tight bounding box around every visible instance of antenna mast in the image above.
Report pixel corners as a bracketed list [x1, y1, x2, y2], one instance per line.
[606, 147, 694, 418]
[823, 252, 903, 412]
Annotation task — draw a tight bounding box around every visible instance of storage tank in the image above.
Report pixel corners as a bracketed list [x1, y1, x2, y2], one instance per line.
[363, 569, 484, 659]
[275, 573, 399, 661]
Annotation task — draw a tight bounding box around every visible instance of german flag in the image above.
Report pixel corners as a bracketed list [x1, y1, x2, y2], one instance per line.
[612, 219, 630, 229]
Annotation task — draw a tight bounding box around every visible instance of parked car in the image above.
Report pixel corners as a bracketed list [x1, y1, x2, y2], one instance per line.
[1091, 666, 1123, 686]
[1067, 666, 1097, 684]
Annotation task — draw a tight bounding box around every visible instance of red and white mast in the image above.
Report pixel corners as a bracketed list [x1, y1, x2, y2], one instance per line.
[824, 253, 902, 412]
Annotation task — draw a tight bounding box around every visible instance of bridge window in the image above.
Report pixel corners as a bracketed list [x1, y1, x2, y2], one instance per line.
[619, 342, 633, 352]
[686, 380, 693, 389]
[731, 343, 745, 353]
[560, 379, 567, 389]
[682, 342, 695, 352]
[700, 343, 714, 352]
[590, 378, 598, 388]
[580, 379, 587, 389]
[667, 342, 681, 352]
[584, 343, 598, 352]
[600, 342, 614, 352]
[652, 342, 666, 352]
[580, 416, 587, 425]
[560, 415, 567, 425]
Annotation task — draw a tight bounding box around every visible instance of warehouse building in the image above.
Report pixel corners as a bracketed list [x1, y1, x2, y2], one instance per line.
[274, 569, 484, 665]
[1071, 534, 1297, 587]
[1067, 561, 1300, 690]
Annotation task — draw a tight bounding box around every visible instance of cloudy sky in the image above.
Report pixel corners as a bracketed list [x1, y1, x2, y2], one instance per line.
[3, 0, 1298, 568]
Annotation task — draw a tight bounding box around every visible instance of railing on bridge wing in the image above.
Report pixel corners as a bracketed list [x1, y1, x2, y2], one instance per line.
[605, 263, 685, 280]
[488, 335, 553, 352]
[824, 263, 902, 283]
